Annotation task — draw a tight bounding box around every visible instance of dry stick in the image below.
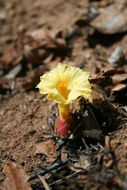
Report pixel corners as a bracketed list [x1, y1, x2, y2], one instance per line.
[50, 170, 81, 186]
[29, 159, 68, 181]
[38, 175, 51, 190]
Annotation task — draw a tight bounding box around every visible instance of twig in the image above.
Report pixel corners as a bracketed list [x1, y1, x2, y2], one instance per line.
[29, 159, 68, 181]
[50, 170, 81, 186]
[38, 175, 51, 190]
[82, 138, 89, 150]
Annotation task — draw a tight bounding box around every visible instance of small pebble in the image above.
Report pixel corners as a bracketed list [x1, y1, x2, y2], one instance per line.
[77, 62, 84, 69]
[0, 12, 6, 22]
[17, 24, 26, 33]
[108, 47, 125, 68]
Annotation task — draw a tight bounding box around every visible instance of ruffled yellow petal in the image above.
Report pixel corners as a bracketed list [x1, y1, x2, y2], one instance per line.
[66, 71, 92, 104]
[37, 63, 92, 118]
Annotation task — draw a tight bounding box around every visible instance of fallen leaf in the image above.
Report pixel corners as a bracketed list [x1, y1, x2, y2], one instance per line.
[1, 161, 31, 190]
[0, 36, 24, 70]
[112, 73, 127, 85]
[98, 0, 111, 7]
[90, 84, 125, 130]
[0, 28, 66, 71]
[0, 185, 6, 190]
[112, 83, 126, 93]
[71, 97, 101, 139]
[90, 69, 125, 87]
[35, 140, 57, 163]
[28, 28, 66, 49]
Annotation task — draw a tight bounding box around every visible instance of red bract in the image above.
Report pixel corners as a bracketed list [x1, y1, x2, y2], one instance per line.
[55, 117, 69, 137]
[55, 115, 76, 138]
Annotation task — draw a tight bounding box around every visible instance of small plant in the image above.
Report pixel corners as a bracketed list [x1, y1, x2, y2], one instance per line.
[37, 63, 91, 137]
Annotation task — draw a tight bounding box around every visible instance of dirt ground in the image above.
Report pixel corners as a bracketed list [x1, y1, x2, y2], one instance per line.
[0, 0, 127, 189]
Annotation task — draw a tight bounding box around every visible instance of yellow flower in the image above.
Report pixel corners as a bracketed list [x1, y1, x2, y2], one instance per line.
[37, 63, 91, 120]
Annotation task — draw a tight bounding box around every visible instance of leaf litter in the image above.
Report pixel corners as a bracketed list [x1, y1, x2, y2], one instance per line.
[35, 140, 58, 163]
[0, 162, 32, 190]
[0, 0, 127, 189]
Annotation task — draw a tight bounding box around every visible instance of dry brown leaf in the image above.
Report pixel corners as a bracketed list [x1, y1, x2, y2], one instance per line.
[112, 83, 126, 93]
[90, 69, 125, 87]
[35, 140, 57, 163]
[90, 83, 124, 130]
[28, 28, 66, 49]
[0, 185, 6, 190]
[2, 161, 31, 190]
[98, 0, 110, 7]
[112, 73, 127, 85]
[0, 28, 66, 71]
[0, 35, 31, 70]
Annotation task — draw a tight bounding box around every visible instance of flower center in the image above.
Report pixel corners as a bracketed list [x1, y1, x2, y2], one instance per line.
[58, 80, 68, 99]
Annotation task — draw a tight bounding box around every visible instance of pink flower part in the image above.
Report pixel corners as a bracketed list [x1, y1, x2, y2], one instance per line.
[56, 117, 69, 137]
